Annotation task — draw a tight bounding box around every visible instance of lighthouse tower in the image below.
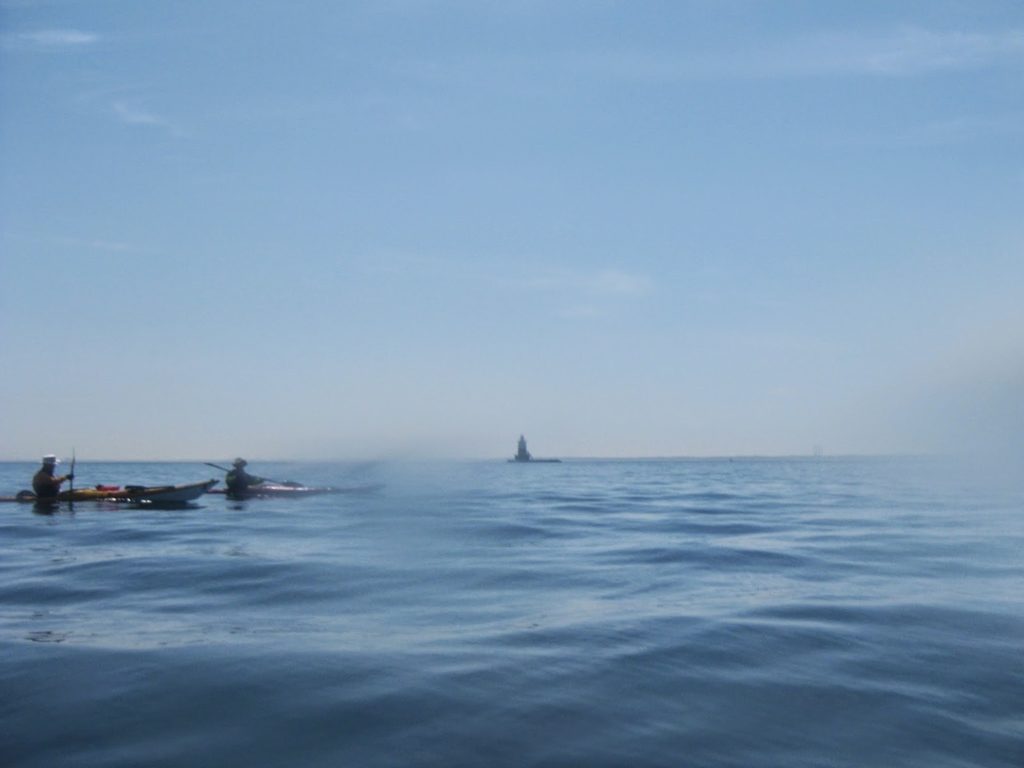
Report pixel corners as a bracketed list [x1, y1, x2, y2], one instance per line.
[514, 435, 532, 462]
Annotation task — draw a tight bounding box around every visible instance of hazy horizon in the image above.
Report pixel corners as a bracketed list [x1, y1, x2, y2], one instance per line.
[3, 1, 1022, 462]
[0, 450, 982, 466]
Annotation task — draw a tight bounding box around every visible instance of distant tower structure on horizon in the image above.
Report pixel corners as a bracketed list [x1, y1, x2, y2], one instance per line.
[813, 444, 824, 458]
[509, 435, 561, 463]
[514, 435, 532, 462]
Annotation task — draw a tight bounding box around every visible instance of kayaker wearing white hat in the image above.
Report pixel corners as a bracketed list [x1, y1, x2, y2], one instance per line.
[32, 454, 74, 500]
[225, 458, 264, 498]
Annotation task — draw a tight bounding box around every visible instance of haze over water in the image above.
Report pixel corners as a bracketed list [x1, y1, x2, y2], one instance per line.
[1, 457, 1021, 767]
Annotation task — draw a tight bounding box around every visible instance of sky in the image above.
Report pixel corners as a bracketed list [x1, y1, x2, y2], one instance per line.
[1, 0, 1022, 460]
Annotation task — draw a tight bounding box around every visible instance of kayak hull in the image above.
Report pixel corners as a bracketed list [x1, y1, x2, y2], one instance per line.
[208, 483, 382, 499]
[5, 479, 218, 505]
[119, 479, 218, 504]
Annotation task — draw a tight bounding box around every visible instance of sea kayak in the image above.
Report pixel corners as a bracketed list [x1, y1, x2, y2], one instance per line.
[5, 479, 218, 505]
[208, 482, 382, 499]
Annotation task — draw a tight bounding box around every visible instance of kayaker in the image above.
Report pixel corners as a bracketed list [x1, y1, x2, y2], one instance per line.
[32, 454, 74, 501]
[225, 458, 264, 497]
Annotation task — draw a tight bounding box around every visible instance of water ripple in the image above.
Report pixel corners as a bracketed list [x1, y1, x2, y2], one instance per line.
[0, 457, 1021, 767]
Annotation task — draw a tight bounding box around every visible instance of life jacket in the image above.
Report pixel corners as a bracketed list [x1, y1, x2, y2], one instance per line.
[32, 470, 62, 499]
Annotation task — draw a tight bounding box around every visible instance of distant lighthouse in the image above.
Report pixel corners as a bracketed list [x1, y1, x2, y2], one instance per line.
[514, 435, 532, 462]
[509, 435, 561, 463]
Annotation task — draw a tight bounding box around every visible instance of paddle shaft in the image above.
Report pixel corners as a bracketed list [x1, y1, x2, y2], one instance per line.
[204, 462, 289, 485]
[68, 449, 75, 509]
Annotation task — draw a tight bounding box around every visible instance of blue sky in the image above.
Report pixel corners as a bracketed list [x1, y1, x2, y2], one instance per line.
[1, 1, 1022, 460]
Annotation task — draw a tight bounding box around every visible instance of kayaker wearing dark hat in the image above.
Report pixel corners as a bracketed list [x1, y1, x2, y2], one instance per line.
[32, 454, 74, 501]
[225, 458, 264, 497]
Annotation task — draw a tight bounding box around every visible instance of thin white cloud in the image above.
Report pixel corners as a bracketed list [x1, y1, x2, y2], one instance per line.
[113, 101, 165, 126]
[518, 266, 653, 319]
[351, 251, 652, 320]
[112, 101, 185, 137]
[908, 113, 1024, 144]
[836, 111, 1024, 148]
[521, 267, 652, 298]
[587, 269, 653, 297]
[559, 304, 601, 319]
[0, 231, 159, 258]
[567, 28, 1024, 82]
[821, 28, 1024, 77]
[50, 234, 156, 255]
[13, 29, 98, 48]
[62, 236, 152, 254]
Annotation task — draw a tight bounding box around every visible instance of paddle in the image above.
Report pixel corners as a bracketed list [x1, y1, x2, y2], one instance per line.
[203, 462, 299, 487]
[68, 448, 75, 510]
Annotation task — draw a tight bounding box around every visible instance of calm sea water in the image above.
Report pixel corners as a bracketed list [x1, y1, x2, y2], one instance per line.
[0, 457, 1021, 767]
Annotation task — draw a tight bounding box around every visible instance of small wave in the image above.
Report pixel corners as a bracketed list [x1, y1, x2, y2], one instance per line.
[598, 544, 810, 571]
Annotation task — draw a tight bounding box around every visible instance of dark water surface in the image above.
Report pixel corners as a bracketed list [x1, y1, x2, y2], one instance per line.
[1, 458, 1021, 767]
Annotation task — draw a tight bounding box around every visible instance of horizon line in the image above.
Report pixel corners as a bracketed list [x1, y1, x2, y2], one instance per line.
[0, 452, 940, 463]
